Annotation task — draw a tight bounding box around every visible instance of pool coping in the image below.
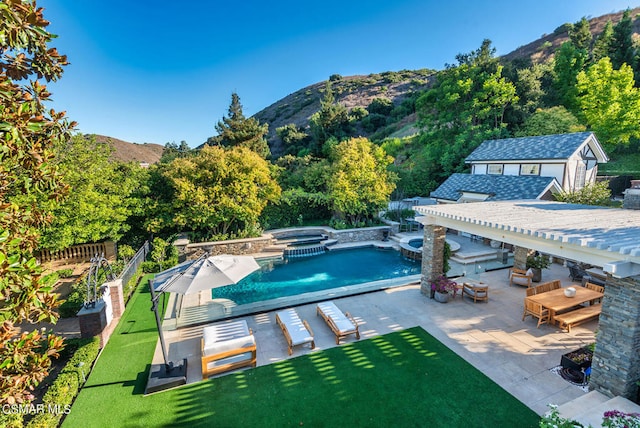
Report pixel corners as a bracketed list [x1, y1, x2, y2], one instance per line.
[165, 243, 422, 330]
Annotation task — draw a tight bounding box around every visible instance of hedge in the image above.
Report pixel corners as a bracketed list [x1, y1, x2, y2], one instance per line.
[25, 337, 101, 428]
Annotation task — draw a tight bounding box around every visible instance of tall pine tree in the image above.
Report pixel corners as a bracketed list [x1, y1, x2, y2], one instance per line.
[209, 92, 270, 158]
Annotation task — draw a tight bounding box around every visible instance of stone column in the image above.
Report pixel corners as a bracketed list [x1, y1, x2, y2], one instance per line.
[107, 279, 125, 319]
[513, 246, 529, 270]
[589, 275, 640, 401]
[420, 225, 445, 296]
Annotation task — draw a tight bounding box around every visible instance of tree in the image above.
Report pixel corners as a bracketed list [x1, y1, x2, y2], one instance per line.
[555, 182, 612, 206]
[577, 57, 640, 151]
[38, 134, 144, 251]
[309, 81, 351, 154]
[160, 140, 191, 163]
[569, 17, 592, 52]
[327, 137, 396, 226]
[609, 9, 635, 70]
[153, 145, 280, 240]
[591, 20, 613, 63]
[0, 1, 75, 405]
[415, 40, 517, 185]
[552, 42, 587, 112]
[276, 123, 310, 156]
[517, 106, 585, 136]
[209, 93, 270, 158]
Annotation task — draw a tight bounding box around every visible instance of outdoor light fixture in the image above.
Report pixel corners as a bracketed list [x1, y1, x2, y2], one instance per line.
[76, 361, 86, 383]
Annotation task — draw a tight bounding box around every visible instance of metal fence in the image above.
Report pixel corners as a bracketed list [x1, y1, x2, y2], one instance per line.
[118, 241, 150, 289]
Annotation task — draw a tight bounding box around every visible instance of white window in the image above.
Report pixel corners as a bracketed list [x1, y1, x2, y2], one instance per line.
[520, 164, 540, 175]
[575, 162, 586, 189]
[487, 164, 503, 175]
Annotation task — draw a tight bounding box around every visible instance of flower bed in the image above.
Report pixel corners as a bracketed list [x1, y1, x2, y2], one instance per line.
[560, 345, 594, 371]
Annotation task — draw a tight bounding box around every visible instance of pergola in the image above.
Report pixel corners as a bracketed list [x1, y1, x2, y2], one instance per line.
[415, 200, 640, 401]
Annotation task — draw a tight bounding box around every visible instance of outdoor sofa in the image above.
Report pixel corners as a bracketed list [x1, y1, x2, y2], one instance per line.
[201, 319, 256, 378]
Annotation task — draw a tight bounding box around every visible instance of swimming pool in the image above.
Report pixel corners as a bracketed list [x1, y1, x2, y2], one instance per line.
[211, 247, 421, 305]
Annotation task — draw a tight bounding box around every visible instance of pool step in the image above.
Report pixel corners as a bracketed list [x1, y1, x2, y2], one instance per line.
[284, 244, 326, 258]
[450, 249, 499, 265]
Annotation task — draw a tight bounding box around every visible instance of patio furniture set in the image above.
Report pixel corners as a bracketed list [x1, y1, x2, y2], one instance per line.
[521, 279, 604, 332]
[201, 301, 360, 378]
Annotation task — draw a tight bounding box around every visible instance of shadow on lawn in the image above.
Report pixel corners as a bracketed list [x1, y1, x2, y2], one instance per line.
[159, 327, 540, 427]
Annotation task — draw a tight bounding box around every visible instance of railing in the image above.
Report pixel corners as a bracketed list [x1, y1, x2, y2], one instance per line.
[37, 241, 116, 266]
[118, 241, 150, 289]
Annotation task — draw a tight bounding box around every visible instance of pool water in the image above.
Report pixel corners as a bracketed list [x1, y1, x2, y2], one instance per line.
[211, 247, 420, 305]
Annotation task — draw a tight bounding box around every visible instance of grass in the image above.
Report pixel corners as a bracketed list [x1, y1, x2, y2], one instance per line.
[63, 277, 540, 428]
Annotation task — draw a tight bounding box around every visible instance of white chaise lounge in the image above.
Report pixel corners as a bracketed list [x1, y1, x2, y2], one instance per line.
[201, 320, 256, 378]
[275, 308, 315, 355]
[316, 301, 360, 344]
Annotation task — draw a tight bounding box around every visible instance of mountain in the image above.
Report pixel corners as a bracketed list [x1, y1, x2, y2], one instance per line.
[253, 70, 434, 157]
[93, 134, 164, 165]
[253, 7, 640, 157]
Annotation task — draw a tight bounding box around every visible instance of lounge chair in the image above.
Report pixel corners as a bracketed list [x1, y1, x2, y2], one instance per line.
[316, 301, 360, 344]
[276, 308, 315, 355]
[510, 268, 533, 287]
[201, 320, 256, 378]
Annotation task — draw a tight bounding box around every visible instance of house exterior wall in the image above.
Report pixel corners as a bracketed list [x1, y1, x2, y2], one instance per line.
[539, 164, 565, 186]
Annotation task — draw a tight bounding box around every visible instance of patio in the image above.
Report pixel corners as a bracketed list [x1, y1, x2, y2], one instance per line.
[153, 261, 598, 416]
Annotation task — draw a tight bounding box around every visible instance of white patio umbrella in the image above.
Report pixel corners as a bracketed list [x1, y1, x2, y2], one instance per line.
[152, 254, 260, 295]
[146, 253, 260, 393]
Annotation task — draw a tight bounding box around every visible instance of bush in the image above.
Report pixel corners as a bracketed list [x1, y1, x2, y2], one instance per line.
[141, 261, 160, 273]
[58, 280, 86, 318]
[26, 337, 100, 428]
[57, 268, 74, 278]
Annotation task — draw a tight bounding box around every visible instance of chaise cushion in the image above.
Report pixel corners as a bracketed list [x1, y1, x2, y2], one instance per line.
[202, 320, 254, 356]
[317, 301, 355, 333]
[276, 309, 313, 346]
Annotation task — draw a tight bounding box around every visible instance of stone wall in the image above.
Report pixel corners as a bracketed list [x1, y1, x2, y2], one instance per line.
[179, 235, 275, 261]
[590, 275, 640, 401]
[329, 226, 390, 243]
[420, 225, 445, 296]
[623, 188, 640, 210]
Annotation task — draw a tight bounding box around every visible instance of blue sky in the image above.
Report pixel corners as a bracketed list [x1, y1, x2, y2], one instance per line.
[43, 1, 636, 148]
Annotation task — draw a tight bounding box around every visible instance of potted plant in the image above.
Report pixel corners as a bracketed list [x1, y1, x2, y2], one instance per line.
[430, 275, 457, 303]
[560, 344, 594, 371]
[526, 253, 551, 282]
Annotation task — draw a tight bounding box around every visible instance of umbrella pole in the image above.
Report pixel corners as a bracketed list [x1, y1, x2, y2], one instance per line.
[150, 284, 171, 371]
[145, 280, 187, 394]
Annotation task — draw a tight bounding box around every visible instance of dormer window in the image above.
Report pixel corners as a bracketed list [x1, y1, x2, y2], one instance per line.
[487, 164, 503, 175]
[521, 164, 540, 176]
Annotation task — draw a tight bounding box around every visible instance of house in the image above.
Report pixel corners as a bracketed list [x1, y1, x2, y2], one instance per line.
[430, 132, 609, 203]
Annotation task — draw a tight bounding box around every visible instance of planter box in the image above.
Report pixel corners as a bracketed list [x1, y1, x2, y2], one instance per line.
[434, 291, 450, 303]
[560, 347, 593, 371]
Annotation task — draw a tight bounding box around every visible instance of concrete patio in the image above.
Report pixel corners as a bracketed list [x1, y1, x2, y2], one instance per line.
[154, 261, 609, 419]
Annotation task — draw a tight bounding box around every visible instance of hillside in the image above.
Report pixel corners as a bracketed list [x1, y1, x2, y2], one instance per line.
[502, 7, 640, 63]
[253, 7, 640, 157]
[253, 70, 434, 156]
[93, 134, 164, 164]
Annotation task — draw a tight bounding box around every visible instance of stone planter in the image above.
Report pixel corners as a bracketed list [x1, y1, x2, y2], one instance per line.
[531, 267, 542, 283]
[434, 291, 450, 303]
[560, 347, 593, 371]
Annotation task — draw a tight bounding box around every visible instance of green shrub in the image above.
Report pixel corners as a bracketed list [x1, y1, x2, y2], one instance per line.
[26, 337, 100, 428]
[0, 412, 24, 428]
[141, 261, 160, 273]
[58, 280, 86, 318]
[57, 268, 74, 278]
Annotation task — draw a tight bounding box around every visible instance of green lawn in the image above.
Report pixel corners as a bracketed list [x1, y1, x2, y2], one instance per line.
[63, 277, 540, 428]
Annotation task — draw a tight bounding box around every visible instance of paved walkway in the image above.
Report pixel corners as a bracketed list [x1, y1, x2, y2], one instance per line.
[156, 262, 598, 417]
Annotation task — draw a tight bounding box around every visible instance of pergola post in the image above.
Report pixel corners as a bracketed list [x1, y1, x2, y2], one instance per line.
[589, 275, 640, 401]
[513, 246, 529, 270]
[420, 225, 445, 296]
